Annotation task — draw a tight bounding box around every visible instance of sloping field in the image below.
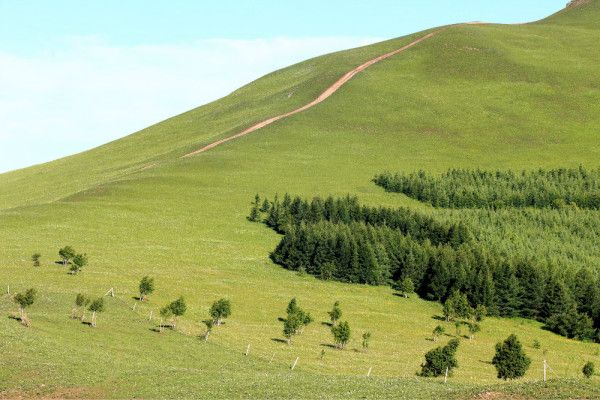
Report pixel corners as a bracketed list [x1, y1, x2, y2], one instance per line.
[1, 1, 600, 398]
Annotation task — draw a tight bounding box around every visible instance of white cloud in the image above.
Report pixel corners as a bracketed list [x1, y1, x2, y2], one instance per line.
[0, 36, 382, 173]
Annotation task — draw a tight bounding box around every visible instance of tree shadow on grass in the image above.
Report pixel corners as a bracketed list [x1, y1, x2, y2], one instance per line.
[320, 343, 337, 349]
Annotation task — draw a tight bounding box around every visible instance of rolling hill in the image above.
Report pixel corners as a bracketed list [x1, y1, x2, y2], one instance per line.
[1, 1, 600, 398]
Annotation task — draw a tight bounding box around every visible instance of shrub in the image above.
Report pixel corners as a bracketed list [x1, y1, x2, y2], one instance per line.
[419, 339, 460, 377]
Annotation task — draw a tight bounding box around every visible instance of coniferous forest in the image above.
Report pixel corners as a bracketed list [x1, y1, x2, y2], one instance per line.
[373, 167, 600, 209]
[249, 190, 600, 343]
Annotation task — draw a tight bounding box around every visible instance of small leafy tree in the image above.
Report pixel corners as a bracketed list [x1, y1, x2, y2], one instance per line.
[31, 253, 41, 267]
[59, 246, 76, 266]
[158, 296, 186, 331]
[210, 298, 232, 325]
[420, 338, 460, 377]
[202, 319, 214, 341]
[281, 298, 312, 343]
[532, 339, 541, 349]
[467, 322, 480, 340]
[331, 321, 351, 349]
[492, 334, 531, 380]
[88, 298, 105, 328]
[138, 276, 155, 301]
[73, 293, 90, 320]
[398, 277, 415, 298]
[169, 296, 187, 329]
[70, 253, 88, 274]
[328, 301, 342, 325]
[362, 331, 372, 350]
[582, 361, 595, 378]
[14, 288, 36, 326]
[283, 312, 302, 344]
[432, 325, 445, 341]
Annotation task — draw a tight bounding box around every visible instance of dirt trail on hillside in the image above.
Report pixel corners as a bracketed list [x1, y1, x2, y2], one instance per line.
[182, 31, 439, 158]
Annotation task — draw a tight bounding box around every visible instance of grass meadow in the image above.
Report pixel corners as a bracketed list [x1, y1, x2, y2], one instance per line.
[2, 1, 600, 398]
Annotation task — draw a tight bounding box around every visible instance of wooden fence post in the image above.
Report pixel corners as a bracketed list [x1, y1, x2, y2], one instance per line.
[291, 357, 299, 370]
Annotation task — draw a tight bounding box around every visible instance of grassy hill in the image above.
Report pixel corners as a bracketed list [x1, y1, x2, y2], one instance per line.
[1, 1, 600, 398]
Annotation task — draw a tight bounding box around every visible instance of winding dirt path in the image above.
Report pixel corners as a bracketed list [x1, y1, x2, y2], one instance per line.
[182, 30, 440, 158]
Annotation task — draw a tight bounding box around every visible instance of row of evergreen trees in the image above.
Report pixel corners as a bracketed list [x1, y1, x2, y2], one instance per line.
[373, 166, 600, 209]
[250, 194, 600, 342]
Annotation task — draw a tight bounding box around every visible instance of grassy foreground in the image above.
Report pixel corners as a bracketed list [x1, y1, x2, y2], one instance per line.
[2, 1, 600, 398]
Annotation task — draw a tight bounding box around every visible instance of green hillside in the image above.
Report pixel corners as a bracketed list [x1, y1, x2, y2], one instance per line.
[1, 1, 600, 398]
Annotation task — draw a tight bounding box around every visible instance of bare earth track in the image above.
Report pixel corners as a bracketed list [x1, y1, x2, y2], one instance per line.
[182, 31, 440, 158]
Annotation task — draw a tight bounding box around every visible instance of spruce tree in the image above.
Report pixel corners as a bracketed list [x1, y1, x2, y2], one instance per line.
[492, 334, 531, 380]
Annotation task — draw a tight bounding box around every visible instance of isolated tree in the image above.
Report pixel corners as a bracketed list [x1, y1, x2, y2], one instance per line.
[398, 277, 415, 298]
[420, 338, 460, 377]
[492, 334, 531, 380]
[432, 325, 445, 342]
[583, 361, 595, 378]
[210, 298, 232, 325]
[202, 319, 214, 341]
[59, 246, 76, 266]
[467, 322, 480, 340]
[282, 311, 302, 344]
[362, 331, 372, 350]
[88, 298, 105, 328]
[169, 296, 187, 329]
[138, 276, 155, 301]
[328, 301, 342, 325]
[13, 288, 36, 326]
[73, 293, 90, 320]
[331, 321, 351, 349]
[31, 253, 41, 267]
[70, 253, 88, 274]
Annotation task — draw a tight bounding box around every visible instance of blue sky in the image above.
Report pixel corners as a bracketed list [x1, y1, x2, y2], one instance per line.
[0, 0, 566, 172]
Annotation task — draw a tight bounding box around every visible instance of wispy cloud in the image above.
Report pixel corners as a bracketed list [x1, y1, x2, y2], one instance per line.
[0, 36, 382, 173]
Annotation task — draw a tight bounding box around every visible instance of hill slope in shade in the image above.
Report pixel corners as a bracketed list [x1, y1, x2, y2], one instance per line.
[1, 2, 600, 398]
